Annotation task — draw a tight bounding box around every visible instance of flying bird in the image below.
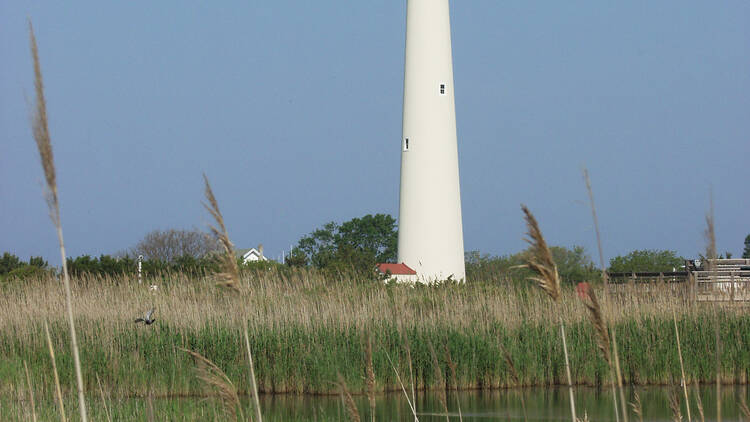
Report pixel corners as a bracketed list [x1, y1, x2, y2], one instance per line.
[134, 307, 156, 325]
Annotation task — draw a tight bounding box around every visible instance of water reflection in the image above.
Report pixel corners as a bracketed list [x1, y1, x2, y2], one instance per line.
[257, 385, 748, 421]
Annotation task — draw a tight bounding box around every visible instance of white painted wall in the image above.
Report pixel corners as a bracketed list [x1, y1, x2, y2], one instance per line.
[398, 0, 466, 282]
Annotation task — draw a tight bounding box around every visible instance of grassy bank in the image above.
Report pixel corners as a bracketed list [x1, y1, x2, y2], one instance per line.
[1, 270, 748, 400]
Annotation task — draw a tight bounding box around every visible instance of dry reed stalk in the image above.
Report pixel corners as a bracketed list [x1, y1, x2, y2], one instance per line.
[180, 348, 245, 421]
[629, 391, 643, 422]
[705, 198, 721, 422]
[669, 389, 683, 422]
[583, 168, 608, 295]
[243, 323, 263, 422]
[384, 350, 419, 421]
[715, 311, 721, 422]
[499, 342, 528, 422]
[581, 287, 610, 364]
[519, 205, 560, 301]
[28, 21, 87, 422]
[146, 390, 155, 422]
[673, 311, 691, 422]
[401, 329, 417, 421]
[582, 168, 627, 422]
[579, 285, 621, 422]
[520, 204, 576, 422]
[443, 345, 462, 422]
[337, 374, 361, 422]
[693, 382, 704, 422]
[612, 332, 628, 422]
[202, 174, 240, 292]
[23, 361, 37, 422]
[95, 374, 112, 422]
[364, 334, 376, 422]
[428, 341, 449, 421]
[44, 321, 67, 422]
[739, 395, 750, 422]
[704, 194, 717, 271]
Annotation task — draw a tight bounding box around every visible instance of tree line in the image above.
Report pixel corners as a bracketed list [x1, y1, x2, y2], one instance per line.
[3, 219, 747, 282]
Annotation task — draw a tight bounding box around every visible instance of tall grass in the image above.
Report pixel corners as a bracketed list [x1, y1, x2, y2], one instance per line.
[28, 21, 87, 422]
[519, 204, 577, 422]
[582, 168, 627, 422]
[2, 271, 747, 396]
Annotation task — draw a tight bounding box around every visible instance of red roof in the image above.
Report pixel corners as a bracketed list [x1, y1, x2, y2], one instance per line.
[376, 263, 416, 275]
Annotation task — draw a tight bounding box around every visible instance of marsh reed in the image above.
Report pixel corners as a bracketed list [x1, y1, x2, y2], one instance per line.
[519, 204, 576, 422]
[28, 20, 87, 422]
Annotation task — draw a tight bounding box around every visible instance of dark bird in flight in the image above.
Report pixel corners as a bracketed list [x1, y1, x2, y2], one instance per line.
[134, 307, 156, 325]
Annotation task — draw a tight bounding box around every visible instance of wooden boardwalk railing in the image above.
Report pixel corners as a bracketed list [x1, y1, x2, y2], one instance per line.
[694, 270, 750, 302]
[606, 259, 750, 303]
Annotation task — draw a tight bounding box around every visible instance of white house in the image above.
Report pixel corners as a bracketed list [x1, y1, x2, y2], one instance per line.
[238, 245, 267, 264]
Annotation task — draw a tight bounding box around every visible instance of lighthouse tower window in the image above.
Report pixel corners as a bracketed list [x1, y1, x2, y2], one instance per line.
[439, 83, 447, 96]
[403, 137, 410, 152]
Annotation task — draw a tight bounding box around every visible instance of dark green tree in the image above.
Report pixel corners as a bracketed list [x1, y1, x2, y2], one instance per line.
[285, 247, 308, 267]
[336, 214, 398, 263]
[298, 222, 339, 269]
[549, 246, 599, 283]
[294, 214, 398, 274]
[0, 253, 23, 275]
[28, 256, 48, 268]
[465, 245, 598, 284]
[608, 249, 684, 273]
[744, 234, 750, 259]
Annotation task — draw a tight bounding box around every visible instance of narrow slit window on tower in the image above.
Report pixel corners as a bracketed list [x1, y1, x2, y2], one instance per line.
[439, 83, 447, 96]
[403, 137, 410, 151]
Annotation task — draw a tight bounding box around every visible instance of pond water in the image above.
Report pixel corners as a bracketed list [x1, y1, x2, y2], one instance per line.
[5, 385, 747, 421]
[257, 385, 747, 421]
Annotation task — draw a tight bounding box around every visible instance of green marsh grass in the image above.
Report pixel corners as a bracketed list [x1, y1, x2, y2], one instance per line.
[1, 271, 748, 401]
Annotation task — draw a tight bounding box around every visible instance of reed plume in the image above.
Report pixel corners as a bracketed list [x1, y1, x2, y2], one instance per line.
[180, 348, 245, 421]
[519, 205, 560, 301]
[704, 193, 717, 270]
[203, 174, 240, 291]
[582, 168, 627, 422]
[28, 20, 87, 422]
[580, 287, 610, 365]
[669, 389, 683, 422]
[337, 374, 361, 422]
[519, 204, 575, 422]
[629, 391, 643, 422]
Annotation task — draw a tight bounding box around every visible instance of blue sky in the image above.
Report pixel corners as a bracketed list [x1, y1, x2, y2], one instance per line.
[1, 1, 748, 265]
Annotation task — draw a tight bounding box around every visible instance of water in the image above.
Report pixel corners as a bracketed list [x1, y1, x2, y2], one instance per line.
[4, 385, 747, 420]
[257, 385, 748, 421]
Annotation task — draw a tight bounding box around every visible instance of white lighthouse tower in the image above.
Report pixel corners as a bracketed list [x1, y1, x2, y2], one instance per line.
[397, 0, 466, 282]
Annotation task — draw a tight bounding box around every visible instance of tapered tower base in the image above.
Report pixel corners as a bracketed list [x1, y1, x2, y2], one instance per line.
[397, 0, 466, 282]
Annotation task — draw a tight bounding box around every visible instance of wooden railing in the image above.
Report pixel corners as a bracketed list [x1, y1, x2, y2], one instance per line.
[604, 264, 750, 303]
[694, 270, 750, 302]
